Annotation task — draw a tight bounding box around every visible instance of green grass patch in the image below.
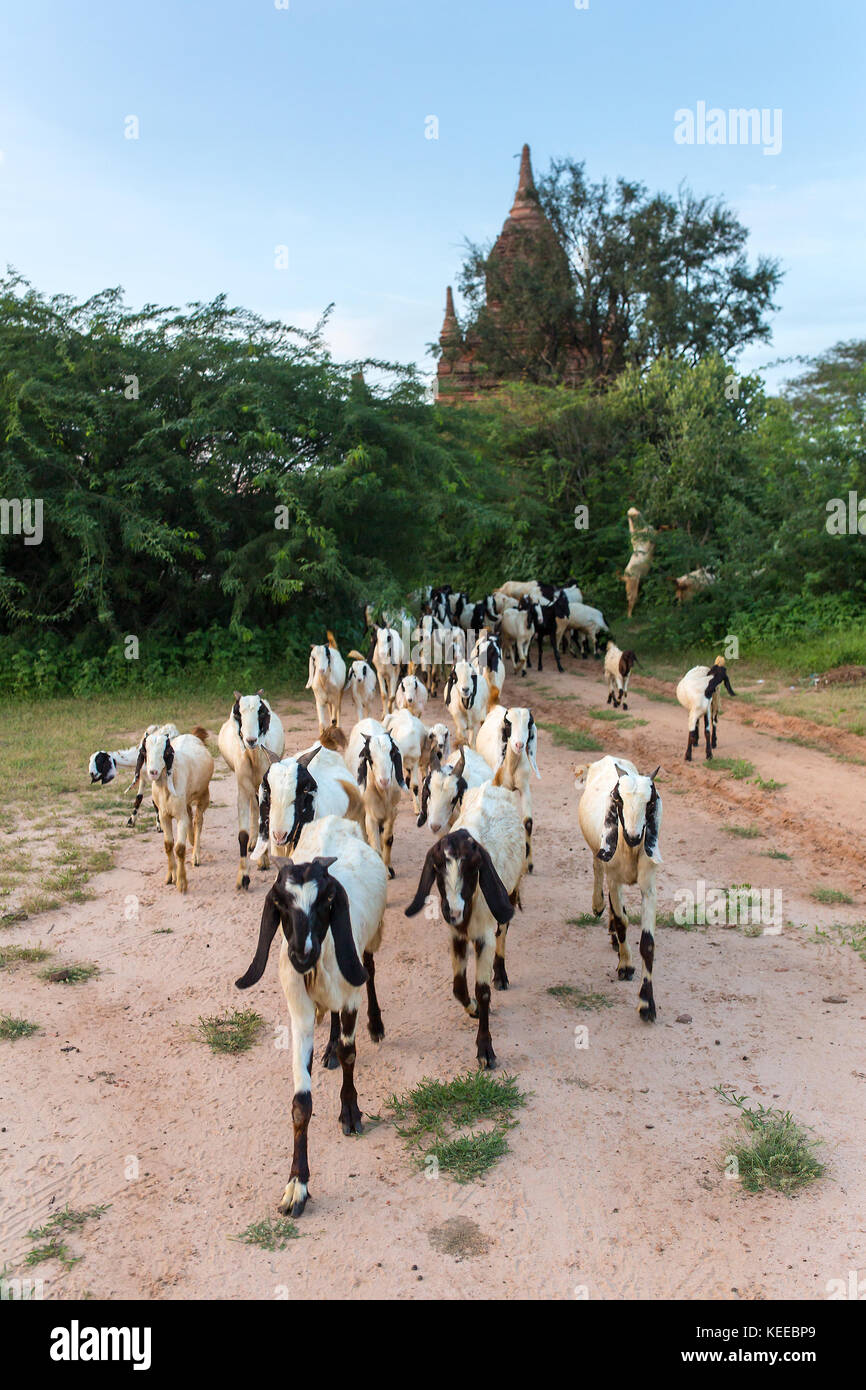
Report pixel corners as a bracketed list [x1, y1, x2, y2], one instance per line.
[716, 1087, 825, 1195]
[0, 1013, 40, 1041]
[567, 913, 599, 927]
[0, 944, 52, 969]
[232, 1216, 300, 1251]
[811, 886, 854, 906]
[23, 1238, 81, 1271]
[763, 848, 792, 861]
[424, 1130, 509, 1183]
[754, 775, 786, 792]
[536, 721, 603, 752]
[723, 824, 762, 839]
[388, 1071, 524, 1182]
[197, 1007, 266, 1055]
[710, 757, 755, 780]
[40, 961, 100, 985]
[808, 920, 866, 961]
[27, 1205, 108, 1242]
[547, 983, 612, 1010]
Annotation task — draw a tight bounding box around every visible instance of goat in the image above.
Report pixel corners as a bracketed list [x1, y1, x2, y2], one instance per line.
[346, 658, 378, 722]
[427, 721, 451, 764]
[528, 589, 569, 671]
[476, 704, 540, 872]
[604, 641, 638, 709]
[90, 724, 176, 830]
[218, 691, 286, 889]
[499, 596, 538, 676]
[496, 580, 541, 603]
[254, 744, 365, 861]
[235, 815, 388, 1216]
[345, 717, 406, 878]
[370, 625, 405, 717]
[306, 632, 346, 732]
[395, 672, 428, 719]
[406, 783, 524, 1066]
[471, 634, 505, 707]
[444, 659, 489, 748]
[676, 657, 736, 761]
[623, 507, 654, 616]
[417, 745, 492, 836]
[673, 566, 716, 603]
[140, 727, 214, 893]
[556, 599, 610, 658]
[575, 756, 662, 1021]
[383, 708, 433, 814]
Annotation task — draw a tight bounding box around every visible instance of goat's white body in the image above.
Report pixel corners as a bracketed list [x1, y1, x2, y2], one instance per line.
[146, 732, 214, 893]
[471, 636, 506, 706]
[383, 708, 431, 813]
[604, 641, 634, 708]
[345, 717, 405, 874]
[307, 643, 346, 730]
[218, 698, 285, 888]
[476, 704, 539, 871]
[451, 784, 525, 941]
[422, 747, 492, 836]
[499, 603, 536, 675]
[395, 674, 428, 718]
[445, 659, 489, 747]
[372, 627, 405, 716]
[556, 600, 608, 655]
[346, 659, 378, 721]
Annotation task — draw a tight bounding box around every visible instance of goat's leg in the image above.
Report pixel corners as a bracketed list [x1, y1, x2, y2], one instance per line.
[174, 812, 190, 893]
[492, 921, 509, 991]
[684, 718, 696, 762]
[608, 884, 634, 980]
[127, 791, 144, 829]
[363, 950, 385, 1042]
[162, 812, 176, 886]
[337, 1006, 363, 1135]
[364, 811, 381, 857]
[591, 857, 606, 919]
[236, 791, 251, 890]
[451, 931, 476, 1017]
[637, 862, 657, 1022]
[711, 713, 718, 749]
[321, 1010, 340, 1069]
[524, 814, 533, 875]
[704, 711, 713, 760]
[473, 936, 496, 1069]
[382, 812, 396, 880]
[607, 686, 615, 705]
[278, 998, 315, 1218]
[254, 791, 271, 871]
[191, 793, 207, 866]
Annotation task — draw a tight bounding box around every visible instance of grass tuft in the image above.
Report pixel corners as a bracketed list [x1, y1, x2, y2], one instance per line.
[811, 886, 853, 906]
[232, 1216, 300, 1250]
[537, 721, 603, 752]
[0, 1013, 40, 1041]
[711, 757, 755, 780]
[716, 1087, 824, 1195]
[424, 1130, 509, 1183]
[40, 961, 100, 985]
[27, 1205, 108, 1242]
[0, 944, 52, 969]
[197, 1007, 266, 1055]
[388, 1071, 525, 1183]
[764, 848, 792, 861]
[723, 824, 762, 839]
[547, 983, 612, 1010]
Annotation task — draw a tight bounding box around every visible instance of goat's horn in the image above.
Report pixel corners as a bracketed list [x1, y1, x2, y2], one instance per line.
[454, 748, 465, 778]
[650, 765, 660, 780]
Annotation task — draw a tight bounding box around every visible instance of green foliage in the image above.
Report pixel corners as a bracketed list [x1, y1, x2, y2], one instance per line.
[716, 1087, 825, 1195]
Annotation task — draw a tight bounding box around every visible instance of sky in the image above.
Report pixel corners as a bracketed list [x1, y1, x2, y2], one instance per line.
[0, 0, 863, 392]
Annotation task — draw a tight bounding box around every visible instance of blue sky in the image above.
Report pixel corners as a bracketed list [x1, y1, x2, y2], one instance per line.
[1, 0, 863, 391]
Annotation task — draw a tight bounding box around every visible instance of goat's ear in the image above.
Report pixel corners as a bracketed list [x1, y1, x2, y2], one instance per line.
[724, 673, 736, 696]
[357, 737, 370, 788]
[390, 740, 407, 790]
[296, 747, 319, 769]
[444, 670, 456, 705]
[405, 846, 440, 916]
[233, 690, 241, 702]
[164, 738, 176, 796]
[527, 715, 540, 778]
[417, 771, 431, 827]
[326, 879, 368, 987]
[597, 789, 620, 862]
[644, 786, 663, 864]
[236, 888, 282, 988]
[476, 843, 515, 924]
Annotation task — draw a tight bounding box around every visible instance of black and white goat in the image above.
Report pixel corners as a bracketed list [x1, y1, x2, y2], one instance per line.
[604, 641, 638, 709]
[676, 657, 736, 761]
[89, 722, 179, 829]
[370, 625, 405, 717]
[499, 596, 539, 676]
[345, 717, 407, 878]
[406, 783, 524, 1067]
[476, 704, 540, 872]
[556, 599, 610, 658]
[218, 691, 286, 889]
[528, 589, 569, 671]
[236, 815, 388, 1216]
[417, 745, 492, 836]
[346, 659, 378, 722]
[575, 755, 662, 1021]
[395, 672, 428, 719]
[383, 708, 434, 815]
[444, 659, 489, 748]
[471, 634, 505, 707]
[254, 744, 364, 861]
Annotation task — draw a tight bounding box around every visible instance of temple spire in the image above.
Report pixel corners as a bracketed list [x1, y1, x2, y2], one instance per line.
[513, 143, 536, 204]
[439, 286, 461, 345]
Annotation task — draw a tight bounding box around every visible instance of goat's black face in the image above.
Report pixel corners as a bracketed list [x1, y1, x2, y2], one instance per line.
[405, 830, 514, 930]
[274, 861, 336, 975]
[90, 751, 115, 785]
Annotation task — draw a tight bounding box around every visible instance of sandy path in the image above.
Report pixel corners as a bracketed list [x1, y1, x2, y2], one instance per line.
[1, 663, 864, 1301]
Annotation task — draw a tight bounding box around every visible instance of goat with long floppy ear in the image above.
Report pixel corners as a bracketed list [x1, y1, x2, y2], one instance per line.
[405, 842, 443, 916]
[356, 734, 372, 788]
[644, 768, 662, 863]
[597, 781, 622, 862]
[236, 888, 282, 988]
[526, 713, 540, 778]
[389, 738, 407, 790]
[444, 669, 457, 707]
[163, 736, 177, 797]
[323, 869, 369, 988]
[475, 842, 516, 923]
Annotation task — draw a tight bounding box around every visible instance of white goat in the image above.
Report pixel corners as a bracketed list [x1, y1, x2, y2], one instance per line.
[604, 641, 638, 710]
[499, 596, 539, 676]
[306, 632, 346, 732]
[476, 704, 540, 873]
[345, 658, 378, 721]
[218, 691, 286, 889]
[254, 744, 365, 860]
[345, 717, 407, 878]
[395, 673, 428, 719]
[556, 599, 609, 658]
[406, 782, 524, 1066]
[383, 708, 434, 814]
[235, 815, 388, 1216]
[673, 566, 715, 603]
[575, 755, 662, 1021]
[417, 745, 492, 836]
[142, 727, 214, 893]
[427, 722, 451, 764]
[676, 658, 736, 761]
[371, 626, 405, 717]
[444, 659, 489, 748]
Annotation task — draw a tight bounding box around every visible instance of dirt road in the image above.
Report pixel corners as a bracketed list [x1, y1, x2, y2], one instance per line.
[2, 661, 864, 1300]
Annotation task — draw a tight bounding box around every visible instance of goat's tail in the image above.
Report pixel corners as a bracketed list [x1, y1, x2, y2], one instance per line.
[347, 649, 365, 662]
[326, 629, 338, 649]
[342, 778, 366, 828]
[191, 726, 210, 744]
[572, 762, 590, 786]
[319, 725, 347, 752]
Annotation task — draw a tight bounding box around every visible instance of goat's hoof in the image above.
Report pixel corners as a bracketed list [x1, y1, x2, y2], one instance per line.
[492, 961, 509, 991]
[339, 1102, 363, 1136]
[177, 880, 188, 895]
[622, 703, 628, 711]
[126, 816, 135, 828]
[321, 1042, 339, 1070]
[639, 1004, 657, 1023]
[617, 965, 635, 981]
[387, 866, 395, 880]
[237, 874, 250, 891]
[464, 999, 479, 1019]
[278, 1179, 308, 1218]
[368, 1018, 385, 1044]
[593, 905, 605, 920]
[476, 1043, 497, 1070]
[257, 859, 271, 871]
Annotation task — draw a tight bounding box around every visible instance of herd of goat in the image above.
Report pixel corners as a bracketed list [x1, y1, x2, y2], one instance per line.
[87, 578, 736, 1217]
